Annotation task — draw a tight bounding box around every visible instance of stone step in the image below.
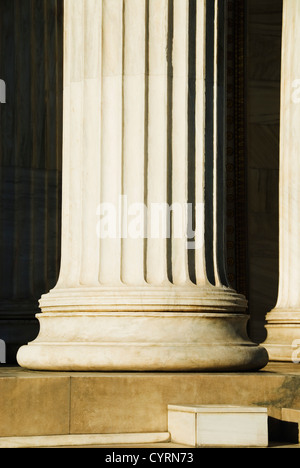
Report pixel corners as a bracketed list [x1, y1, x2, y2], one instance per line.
[0, 433, 172, 449]
[1, 364, 300, 447]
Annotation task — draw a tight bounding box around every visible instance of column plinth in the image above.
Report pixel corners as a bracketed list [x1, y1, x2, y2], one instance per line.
[17, 0, 268, 372]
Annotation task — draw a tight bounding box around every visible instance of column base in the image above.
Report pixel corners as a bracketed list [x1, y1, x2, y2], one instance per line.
[17, 311, 268, 372]
[264, 309, 300, 362]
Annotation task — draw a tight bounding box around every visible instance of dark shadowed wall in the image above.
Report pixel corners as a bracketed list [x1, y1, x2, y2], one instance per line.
[0, 0, 63, 363]
[245, 0, 282, 343]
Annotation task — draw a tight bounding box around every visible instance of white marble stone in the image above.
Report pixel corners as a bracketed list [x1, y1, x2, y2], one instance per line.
[168, 405, 268, 447]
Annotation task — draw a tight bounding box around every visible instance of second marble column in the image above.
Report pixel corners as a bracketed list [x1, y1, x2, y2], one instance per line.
[264, 0, 300, 362]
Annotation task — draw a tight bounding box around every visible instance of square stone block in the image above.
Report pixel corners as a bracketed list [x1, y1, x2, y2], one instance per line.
[0, 370, 70, 437]
[168, 405, 268, 447]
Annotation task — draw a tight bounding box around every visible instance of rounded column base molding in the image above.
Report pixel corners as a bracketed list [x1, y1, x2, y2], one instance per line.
[37, 284, 248, 313]
[264, 309, 300, 362]
[17, 310, 268, 371]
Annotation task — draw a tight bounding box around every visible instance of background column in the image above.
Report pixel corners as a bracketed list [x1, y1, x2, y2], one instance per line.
[264, 0, 300, 361]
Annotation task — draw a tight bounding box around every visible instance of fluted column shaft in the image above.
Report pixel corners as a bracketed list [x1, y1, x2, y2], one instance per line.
[17, 0, 268, 371]
[264, 0, 300, 361]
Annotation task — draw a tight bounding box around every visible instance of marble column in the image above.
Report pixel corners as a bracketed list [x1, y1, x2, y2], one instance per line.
[264, 0, 300, 361]
[17, 0, 268, 371]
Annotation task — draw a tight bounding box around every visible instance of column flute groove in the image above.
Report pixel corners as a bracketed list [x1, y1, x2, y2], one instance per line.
[99, 0, 123, 286]
[171, 0, 190, 286]
[121, 0, 147, 286]
[146, 0, 170, 286]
